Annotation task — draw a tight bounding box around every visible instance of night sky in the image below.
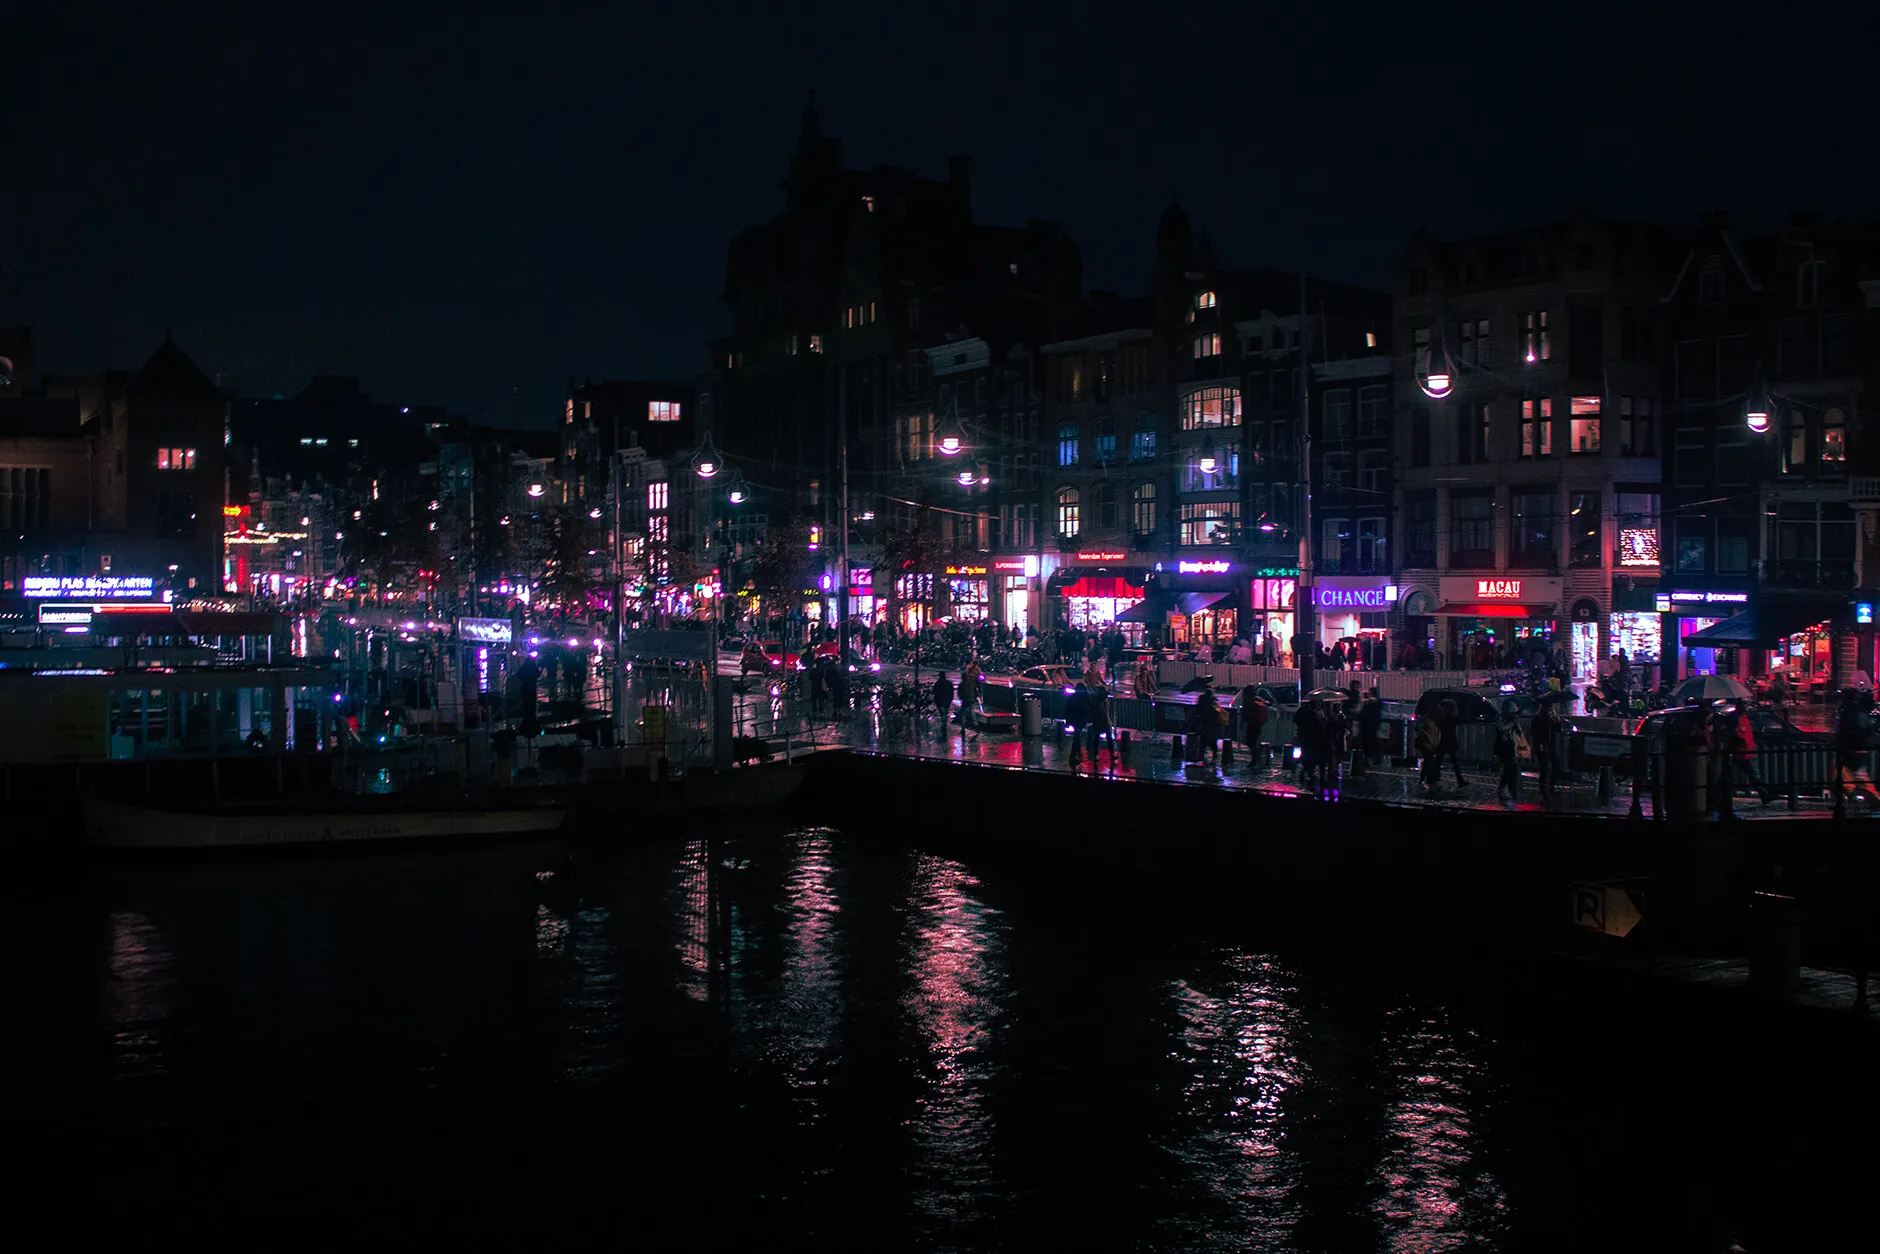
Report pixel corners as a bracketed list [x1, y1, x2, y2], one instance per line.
[8, 2, 1871, 426]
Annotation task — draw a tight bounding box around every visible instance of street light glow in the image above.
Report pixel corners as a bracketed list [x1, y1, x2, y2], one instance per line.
[527, 483, 545, 497]
[588, 507, 603, 518]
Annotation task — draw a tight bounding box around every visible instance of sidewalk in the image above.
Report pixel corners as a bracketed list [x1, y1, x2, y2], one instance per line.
[780, 707, 1859, 821]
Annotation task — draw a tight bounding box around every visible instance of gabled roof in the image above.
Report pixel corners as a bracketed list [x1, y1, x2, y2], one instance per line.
[126, 337, 221, 399]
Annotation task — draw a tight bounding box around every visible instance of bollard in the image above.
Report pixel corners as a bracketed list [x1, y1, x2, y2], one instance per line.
[1117, 729, 1130, 763]
[1221, 740, 1234, 765]
[1171, 733, 1184, 766]
[1598, 764, 1614, 802]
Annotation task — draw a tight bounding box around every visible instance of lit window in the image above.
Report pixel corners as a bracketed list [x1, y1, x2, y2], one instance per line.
[1194, 290, 1217, 310]
[1823, 409, 1847, 465]
[1182, 387, 1241, 430]
[1057, 421, 1080, 467]
[184, 448, 195, 468]
[1521, 310, 1550, 362]
[788, 335, 799, 355]
[868, 301, 877, 323]
[299, 438, 312, 445]
[1364, 331, 1378, 348]
[648, 401, 682, 423]
[846, 306, 856, 329]
[1570, 396, 1602, 454]
[1131, 482, 1156, 536]
[1193, 332, 1221, 359]
[157, 448, 170, 470]
[1521, 398, 1554, 457]
[809, 334, 824, 354]
[648, 481, 668, 510]
[861, 194, 875, 212]
[1056, 486, 1080, 539]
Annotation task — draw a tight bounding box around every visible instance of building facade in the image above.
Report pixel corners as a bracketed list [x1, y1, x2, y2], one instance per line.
[1392, 210, 1683, 678]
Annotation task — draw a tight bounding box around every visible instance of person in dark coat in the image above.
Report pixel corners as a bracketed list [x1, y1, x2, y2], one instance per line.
[1530, 700, 1562, 802]
[1357, 686, 1383, 774]
[1189, 687, 1224, 767]
[1494, 700, 1524, 806]
[957, 662, 981, 739]
[1066, 681, 1093, 766]
[1295, 697, 1326, 788]
[932, 672, 955, 729]
[1434, 697, 1466, 788]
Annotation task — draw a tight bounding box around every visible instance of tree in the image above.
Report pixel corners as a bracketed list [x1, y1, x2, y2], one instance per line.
[747, 518, 817, 627]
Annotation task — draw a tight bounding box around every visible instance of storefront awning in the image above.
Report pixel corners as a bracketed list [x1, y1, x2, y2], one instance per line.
[1175, 591, 1229, 616]
[1116, 590, 1229, 623]
[1434, 603, 1556, 618]
[1060, 576, 1144, 599]
[1684, 604, 1836, 645]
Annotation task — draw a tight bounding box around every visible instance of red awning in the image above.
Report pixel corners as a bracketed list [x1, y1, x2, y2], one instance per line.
[1062, 576, 1144, 599]
[1435, 603, 1557, 618]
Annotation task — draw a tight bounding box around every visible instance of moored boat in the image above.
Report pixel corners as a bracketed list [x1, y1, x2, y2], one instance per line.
[84, 795, 566, 851]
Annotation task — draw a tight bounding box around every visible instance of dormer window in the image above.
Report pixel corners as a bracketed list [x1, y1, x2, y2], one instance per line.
[1194, 290, 1217, 310]
[861, 194, 875, 212]
[1700, 257, 1724, 306]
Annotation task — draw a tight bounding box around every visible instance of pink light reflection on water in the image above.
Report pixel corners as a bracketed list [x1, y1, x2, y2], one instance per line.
[1167, 954, 1307, 1242]
[1371, 1011, 1509, 1251]
[902, 853, 1010, 1224]
[105, 911, 177, 1077]
[671, 840, 713, 1002]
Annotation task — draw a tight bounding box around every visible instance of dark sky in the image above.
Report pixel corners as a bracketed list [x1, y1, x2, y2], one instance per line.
[8, 2, 1871, 426]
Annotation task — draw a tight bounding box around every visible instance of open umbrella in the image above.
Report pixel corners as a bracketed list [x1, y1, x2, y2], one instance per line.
[1670, 674, 1751, 703]
[1305, 687, 1349, 701]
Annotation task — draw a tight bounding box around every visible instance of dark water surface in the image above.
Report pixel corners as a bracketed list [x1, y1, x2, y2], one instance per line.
[6, 825, 1872, 1251]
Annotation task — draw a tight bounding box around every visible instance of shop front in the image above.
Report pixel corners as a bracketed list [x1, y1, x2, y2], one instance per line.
[990, 555, 1039, 632]
[1654, 587, 1751, 679]
[1310, 576, 1396, 658]
[943, 564, 991, 622]
[1048, 551, 1148, 636]
[844, 566, 878, 625]
[1135, 558, 1246, 654]
[1608, 577, 1662, 675]
[1249, 569, 1298, 663]
[1436, 575, 1563, 669]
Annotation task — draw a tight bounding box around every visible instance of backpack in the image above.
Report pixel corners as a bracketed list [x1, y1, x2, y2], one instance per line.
[1511, 726, 1533, 758]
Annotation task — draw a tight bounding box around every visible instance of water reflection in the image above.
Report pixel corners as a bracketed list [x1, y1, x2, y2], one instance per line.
[902, 853, 1008, 1227]
[1371, 1009, 1507, 1252]
[10, 829, 1862, 1250]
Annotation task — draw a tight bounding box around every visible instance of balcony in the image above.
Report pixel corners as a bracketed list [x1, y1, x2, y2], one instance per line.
[1853, 477, 1880, 506]
[1768, 560, 1857, 589]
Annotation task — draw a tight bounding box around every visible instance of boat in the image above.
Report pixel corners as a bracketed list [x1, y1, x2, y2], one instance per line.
[84, 795, 566, 851]
[566, 759, 808, 831]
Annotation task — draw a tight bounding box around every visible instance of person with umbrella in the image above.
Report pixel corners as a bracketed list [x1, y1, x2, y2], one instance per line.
[1530, 694, 1564, 804]
[1494, 699, 1528, 806]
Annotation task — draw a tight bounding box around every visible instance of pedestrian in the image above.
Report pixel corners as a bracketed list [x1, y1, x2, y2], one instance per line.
[1066, 680, 1092, 766]
[1530, 699, 1561, 803]
[932, 671, 955, 729]
[957, 661, 981, 739]
[1321, 697, 1348, 791]
[1190, 687, 1224, 768]
[1494, 700, 1526, 806]
[1234, 685, 1269, 769]
[1729, 703, 1772, 805]
[1434, 697, 1467, 789]
[1414, 709, 1443, 793]
[1357, 686, 1383, 773]
[1833, 689, 1880, 807]
[1087, 670, 1114, 766]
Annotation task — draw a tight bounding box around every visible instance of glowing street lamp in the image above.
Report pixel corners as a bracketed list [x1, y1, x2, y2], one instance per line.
[588, 506, 603, 519]
[527, 483, 545, 498]
[1198, 436, 1218, 476]
[957, 470, 976, 487]
[1746, 404, 1771, 434]
[692, 433, 724, 479]
[1419, 327, 1457, 399]
[936, 411, 966, 456]
[725, 469, 749, 505]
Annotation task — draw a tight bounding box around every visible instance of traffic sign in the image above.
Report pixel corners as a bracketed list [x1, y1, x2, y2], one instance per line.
[1571, 882, 1644, 938]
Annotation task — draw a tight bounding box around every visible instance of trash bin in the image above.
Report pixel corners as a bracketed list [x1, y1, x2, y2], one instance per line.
[1019, 691, 1042, 738]
[1748, 892, 1801, 993]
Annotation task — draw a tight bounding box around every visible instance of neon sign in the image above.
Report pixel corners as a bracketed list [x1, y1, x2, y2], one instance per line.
[944, 565, 988, 576]
[1476, 579, 1523, 599]
[1177, 560, 1233, 575]
[1313, 585, 1394, 609]
[992, 558, 1034, 573]
[23, 575, 162, 600]
[1075, 550, 1127, 562]
[1668, 590, 1748, 604]
[459, 616, 513, 644]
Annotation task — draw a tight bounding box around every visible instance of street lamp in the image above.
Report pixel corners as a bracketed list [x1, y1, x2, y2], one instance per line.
[692, 433, 723, 479]
[937, 409, 966, 456]
[1198, 436, 1218, 476]
[1418, 328, 1456, 399]
[725, 469, 749, 505]
[527, 483, 545, 498]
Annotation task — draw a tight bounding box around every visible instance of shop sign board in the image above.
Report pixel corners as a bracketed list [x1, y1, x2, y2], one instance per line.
[1438, 575, 1562, 606]
[1172, 559, 1233, 575]
[944, 564, 988, 576]
[1074, 550, 1128, 563]
[23, 575, 166, 601]
[1311, 578, 1398, 610]
[1654, 589, 1750, 612]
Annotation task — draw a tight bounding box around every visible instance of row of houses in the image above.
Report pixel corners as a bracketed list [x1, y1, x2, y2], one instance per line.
[688, 108, 1880, 690]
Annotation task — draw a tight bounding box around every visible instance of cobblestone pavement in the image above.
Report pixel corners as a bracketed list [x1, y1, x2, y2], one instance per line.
[777, 707, 1864, 822]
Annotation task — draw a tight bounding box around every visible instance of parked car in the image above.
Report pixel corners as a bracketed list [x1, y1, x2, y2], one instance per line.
[1629, 703, 1825, 751]
[1414, 687, 1539, 725]
[999, 664, 1079, 691]
[719, 634, 748, 653]
[740, 640, 803, 676]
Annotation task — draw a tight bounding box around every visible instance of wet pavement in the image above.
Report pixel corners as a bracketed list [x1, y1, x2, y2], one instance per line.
[766, 705, 1862, 822]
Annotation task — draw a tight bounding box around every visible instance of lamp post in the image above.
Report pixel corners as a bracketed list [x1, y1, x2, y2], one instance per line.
[1295, 276, 1317, 694]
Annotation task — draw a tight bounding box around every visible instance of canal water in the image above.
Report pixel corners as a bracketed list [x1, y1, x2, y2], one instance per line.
[6, 825, 1870, 1252]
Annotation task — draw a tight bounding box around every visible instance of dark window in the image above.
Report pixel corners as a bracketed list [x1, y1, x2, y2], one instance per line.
[1451, 491, 1495, 566]
[1675, 340, 1716, 399]
[1407, 492, 1437, 566]
[1131, 414, 1157, 461]
[1674, 427, 1709, 486]
[1822, 316, 1851, 376]
[1569, 491, 1601, 569]
[1568, 305, 1603, 378]
[1619, 306, 1639, 360]
[1095, 352, 1115, 403]
[1640, 307, 1659, 360]
[1777, 318, 1810, 377]
[1094, 417, 1116, 464]
[1715, 427, 1750, 486]
[1699, 261, 1724, 305]
[1510, 488, 1556, 568]
[1410, 407, 1431, 467]
[1357, 386, 1388, 437]
[1717, 334, 1752, 397]
[157, 489, 197, 538]
[1717, 517, 1752, 574]
[1675, 516, 1708, 574]
[1456, 402, 1489, 465]
[1092, 482, 1117, 531]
